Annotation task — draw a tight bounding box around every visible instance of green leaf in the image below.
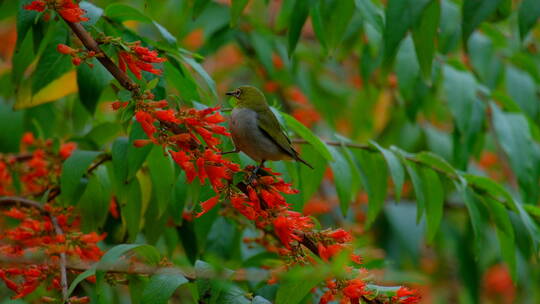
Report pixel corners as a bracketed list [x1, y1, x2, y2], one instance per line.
[414, 151, 457, 178]
[328, 146, 354, 215]
[147, 146, 175, 217]
[412, 0, 440, 80]
[325, 0, 355, 51]
[287, 0, 311, 56]
[462, 0, 503, 44]
[77, 58, 112, 114]
[193, 0, 212, 19]
[356, 150, 388, 228]
[403, 160, 425, 223]
[180, 55, 217, 98]
[60, 150, 101, 205]
[121, 178, 142, 242]
[230, 0, 249, 27]
[298, 145, 326, 210]
[31, 26, 71, 94]
[421, 168, 444, 242]
[491, 103, 540, 203]
[105, 3, 151, 22]
[505, 66, 539, 118]
[141, 269, 188, 304]
[461, 187, 489, 242]
[127, 123, 153, 180]
[354, 0, 384, 33]
[383, 0, 431, 65]
[78, 166, 112, 232]
[16, 0, 38, 51]
[67, 268, 96, 297]
[370, 142, 404, 202]
[496, 227, 516, 280]
[275, 269, 322, 304]
[484, 197, 514, 240]
[281, 112, 333, 161]
[518, 0, 540, 39]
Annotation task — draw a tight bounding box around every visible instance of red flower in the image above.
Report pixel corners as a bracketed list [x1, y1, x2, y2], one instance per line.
[196, 195, 220, 217]
[21, 132, 35, 146]
[231, 193, 257, 220]
[155, 109, 180, 123]
[72, 57, 82, 66]
[57, 44, 75, 55]
[319, 290, 334, 304]
[111, 101, 128, 110]
[23, 0, 46, 12]
[57, 0, 89, 23]
[170, 150, 196, 182]
[327, 228, 352, 243]
[393, 287, 421, 304]
[318, 243, 344, 261]
[135, 110, 157, 138]
[59, 142, 77, 159]
[109, 198, 119, 219]
[133, 139, 152, 147]
[4, 208, 26, 220]
[342, 279, 369, 300]
[273, 212, 312, 249]
[118, 45, 165, 80]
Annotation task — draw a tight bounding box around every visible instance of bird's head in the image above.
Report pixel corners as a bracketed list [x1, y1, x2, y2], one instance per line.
[226, 85, 268, 110]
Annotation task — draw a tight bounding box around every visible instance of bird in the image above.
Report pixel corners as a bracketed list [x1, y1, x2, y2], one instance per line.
[224, 85, 313, 171]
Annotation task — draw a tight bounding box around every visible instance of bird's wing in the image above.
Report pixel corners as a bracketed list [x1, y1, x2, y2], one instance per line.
[256, 107, 297, 157]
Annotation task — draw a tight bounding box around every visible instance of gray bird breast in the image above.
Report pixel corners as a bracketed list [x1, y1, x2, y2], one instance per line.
[229, 107, 288, 162]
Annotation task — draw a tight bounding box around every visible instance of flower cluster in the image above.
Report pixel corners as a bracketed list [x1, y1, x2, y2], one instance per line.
[0, 204, 104, 299]
[0, 133, 76, 196]
[24, 0, 89, 23]
[57, 43, 97, 66]
[118, 42, 167, 79]
[113, 96, 240, 196]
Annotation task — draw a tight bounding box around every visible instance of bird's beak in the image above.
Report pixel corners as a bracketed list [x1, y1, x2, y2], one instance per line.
[226, 90, 240, 98]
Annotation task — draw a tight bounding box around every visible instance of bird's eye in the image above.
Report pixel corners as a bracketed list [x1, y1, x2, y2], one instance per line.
[234, 89, 241, 97]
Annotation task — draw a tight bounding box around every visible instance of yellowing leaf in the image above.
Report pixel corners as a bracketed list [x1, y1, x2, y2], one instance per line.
[14, 70, 78, 110]
[373, 89, 393, 133]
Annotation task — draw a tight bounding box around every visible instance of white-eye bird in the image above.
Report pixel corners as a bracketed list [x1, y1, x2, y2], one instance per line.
[224, 85, 313, 170]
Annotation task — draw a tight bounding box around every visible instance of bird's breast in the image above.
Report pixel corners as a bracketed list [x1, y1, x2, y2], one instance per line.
[229, 108, 288, 162]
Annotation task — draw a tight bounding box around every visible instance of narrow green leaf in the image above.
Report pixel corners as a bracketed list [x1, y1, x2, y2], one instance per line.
[121, 178, 142, 242]
[461, 187, 489, 242]
[77, 58, 112, 114]
[193, 0, 212, 19]
[412, 0, 440, 80]
[325, 0, 355, 51]
[78, 166, 111, 232]
[230, 0, 249, 27]
[281, 112, 333, 161]
[415, 151, 457, 178]
[421, 168, 444, 242]
[67, 268, 96, 297]
[462, 0, 503, 44]
[370, 142, 404, 202]
[298, 145, 326, 210]
[275, 270, 322, 304]
[60, 150, 100, 205]
[127, 123, 153, 180]
[383, 0, 431, 65]
[328, 146, 353, 215]
[484, 197, 514, 239]
[147, 146, 175, 217]
[356, 150, 388, 227]
[403, 161, 425, 223]
[287, 0, 311, 56]
[505, 66, 539, 118]
[518, 0, 540, 39]
[496, 227, 516, 280]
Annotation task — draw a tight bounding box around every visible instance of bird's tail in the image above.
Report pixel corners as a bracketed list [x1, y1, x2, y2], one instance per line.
[295, 155, 314, 169]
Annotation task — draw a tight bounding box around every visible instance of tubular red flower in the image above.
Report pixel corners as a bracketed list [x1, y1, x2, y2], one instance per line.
[59, 142, 77, 159]
[196, 195, 220, 217]
[57, 43, 74, 55]
[23, 0, 46, 12]
[327, 228, 352, 243]
[342, 279, 369, 300]
[57, 0, 89, 23]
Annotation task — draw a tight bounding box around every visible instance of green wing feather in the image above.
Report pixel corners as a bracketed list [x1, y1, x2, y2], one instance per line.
[256, 107, 314, 169]
[256, 107, 296, 156]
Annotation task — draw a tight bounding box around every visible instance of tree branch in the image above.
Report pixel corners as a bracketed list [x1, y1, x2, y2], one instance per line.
[65, 22, 138, 93]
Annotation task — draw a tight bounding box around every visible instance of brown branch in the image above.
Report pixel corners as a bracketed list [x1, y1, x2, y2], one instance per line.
[64, 22, 139, 93]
